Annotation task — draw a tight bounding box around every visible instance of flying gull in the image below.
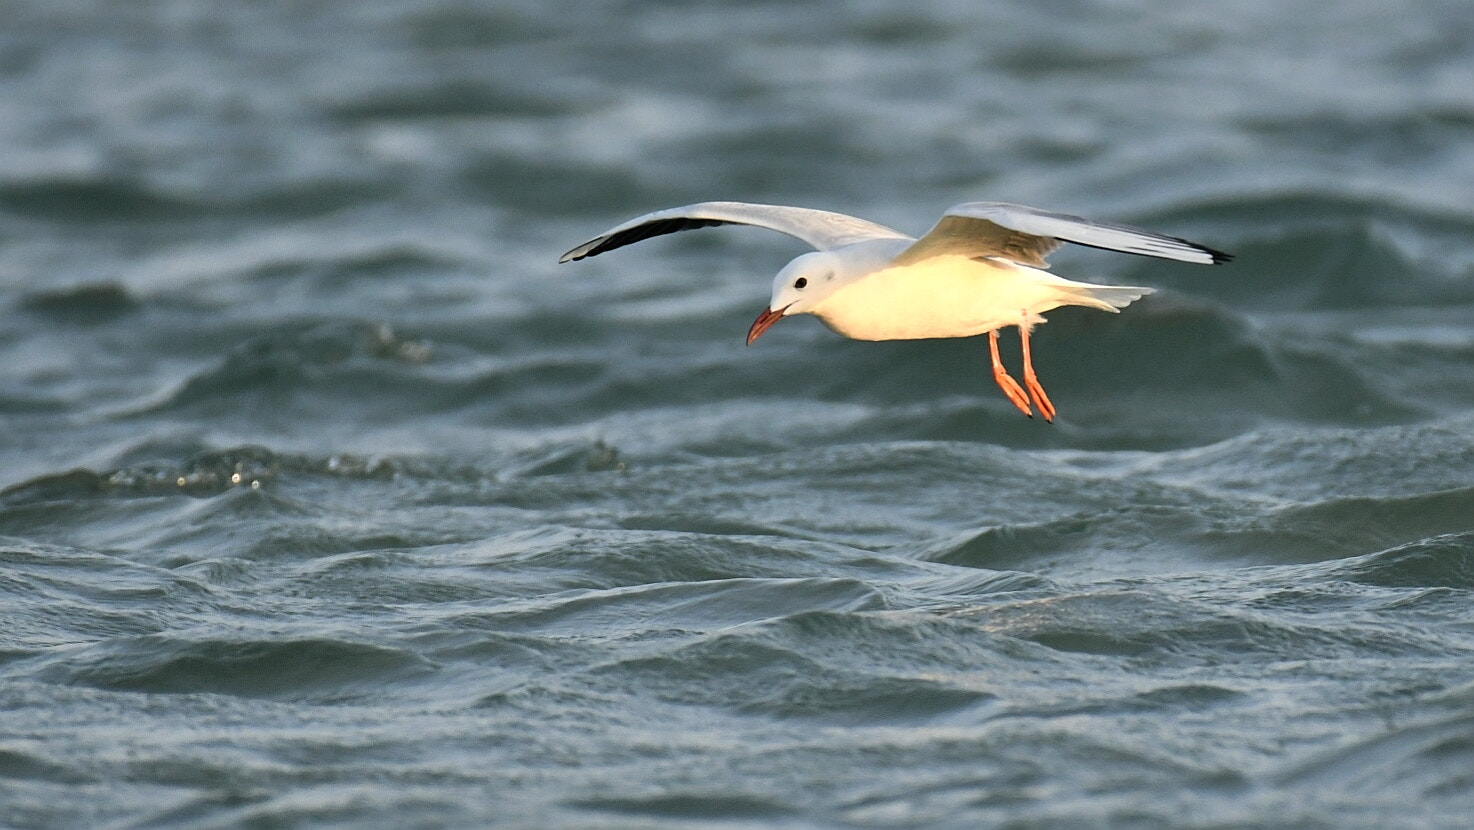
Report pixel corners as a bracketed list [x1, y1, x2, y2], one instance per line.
[561, 201, 1230, 421]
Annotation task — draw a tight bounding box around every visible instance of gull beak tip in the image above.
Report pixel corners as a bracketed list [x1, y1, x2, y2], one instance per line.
[746, 306, 785, 346]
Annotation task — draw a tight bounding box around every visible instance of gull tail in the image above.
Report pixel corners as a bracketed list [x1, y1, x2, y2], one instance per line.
[1061, 283, 1154, 313]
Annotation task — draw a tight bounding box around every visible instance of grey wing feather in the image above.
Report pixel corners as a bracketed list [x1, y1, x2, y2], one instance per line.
[891, 213, 1064, 268]
[893, 202, 1232, 267]
[559, 201, 908, 263]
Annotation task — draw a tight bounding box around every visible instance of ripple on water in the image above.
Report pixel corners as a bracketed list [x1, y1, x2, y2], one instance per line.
[34, 636, 435, 700]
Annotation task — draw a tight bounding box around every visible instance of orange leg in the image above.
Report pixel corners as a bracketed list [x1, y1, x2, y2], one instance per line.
[988, 330, 1033, 418]
[1018, 325, 1055, 423]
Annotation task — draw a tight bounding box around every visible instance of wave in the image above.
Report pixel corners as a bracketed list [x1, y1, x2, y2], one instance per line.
[0, 174, 382, 223]
[33, 635, 433, 699]
[586, 612, 993, 725]
[1136, 190, 1474, 311]
[921, 485, 1474, 571]
[0, 177, 200, 223]
[323, 79, 566, 123]
[1276, 709, 1474, 804]
[1325, 532, 1474, 590]
[126, 320, 438, 418]
[569, 793, 795, 822]
[17, 281, 140, 323]
[0, 445, 400, 504]
[455, 577, 881, 637]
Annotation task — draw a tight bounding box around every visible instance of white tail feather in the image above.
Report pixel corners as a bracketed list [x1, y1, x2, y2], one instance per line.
[1063, 284, 1154, 313]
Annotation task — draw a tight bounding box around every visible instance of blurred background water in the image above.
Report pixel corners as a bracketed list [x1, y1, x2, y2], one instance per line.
[2, 1, 1474, 827]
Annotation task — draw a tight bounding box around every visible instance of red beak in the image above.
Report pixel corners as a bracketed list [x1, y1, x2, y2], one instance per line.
[746, 305, 786, 345]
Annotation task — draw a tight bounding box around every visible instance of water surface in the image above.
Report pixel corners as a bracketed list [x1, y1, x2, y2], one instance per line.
[3, 2, 1474, 827]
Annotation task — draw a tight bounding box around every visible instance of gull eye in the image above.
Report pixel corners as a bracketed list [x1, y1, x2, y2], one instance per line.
[794, 277, 808, 289]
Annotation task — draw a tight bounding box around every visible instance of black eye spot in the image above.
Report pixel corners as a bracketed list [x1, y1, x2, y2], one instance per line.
[794, 277, 808, 289]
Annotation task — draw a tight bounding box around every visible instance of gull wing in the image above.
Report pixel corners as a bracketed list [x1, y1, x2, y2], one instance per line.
[559, 201, 909, 263]
[892, 202, 1232, 268]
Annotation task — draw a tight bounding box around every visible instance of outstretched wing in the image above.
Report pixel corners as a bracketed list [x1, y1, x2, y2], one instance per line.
[559, 201, 909, 263]
[892, 202, 1232, 268]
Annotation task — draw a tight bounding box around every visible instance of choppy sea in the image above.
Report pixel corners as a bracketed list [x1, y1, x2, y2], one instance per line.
[3, 2, 1474, 827]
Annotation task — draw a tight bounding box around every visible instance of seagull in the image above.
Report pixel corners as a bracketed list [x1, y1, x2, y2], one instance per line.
[560, 201, 1230, 421]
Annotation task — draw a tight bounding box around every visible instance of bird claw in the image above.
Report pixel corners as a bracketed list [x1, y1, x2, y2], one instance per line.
[992, 369, 1034, 418]
[1024, 373, 1056, 423]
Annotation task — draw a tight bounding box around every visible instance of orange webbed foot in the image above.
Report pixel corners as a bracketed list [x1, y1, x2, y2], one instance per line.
[1018, 324, 1055, 423]
[988, 330, 1033, 418]
[1023, 372, 1055, 423]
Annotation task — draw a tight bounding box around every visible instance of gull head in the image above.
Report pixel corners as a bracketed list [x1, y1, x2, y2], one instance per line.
[746, 251, 847, 345]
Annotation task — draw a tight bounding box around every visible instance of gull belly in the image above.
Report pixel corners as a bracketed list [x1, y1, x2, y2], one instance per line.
[808, 255, 1149, 342]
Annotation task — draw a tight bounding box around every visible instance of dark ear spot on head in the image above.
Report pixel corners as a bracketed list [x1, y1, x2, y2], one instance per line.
[824, 271, 835, 282]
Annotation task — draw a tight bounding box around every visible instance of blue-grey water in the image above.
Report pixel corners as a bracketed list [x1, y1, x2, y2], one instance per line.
[3, 2, 1474, 828]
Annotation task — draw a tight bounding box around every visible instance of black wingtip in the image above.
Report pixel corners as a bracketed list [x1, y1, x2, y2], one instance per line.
[559, 217, 733, 265]
[1165, 233, 1233, 265]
